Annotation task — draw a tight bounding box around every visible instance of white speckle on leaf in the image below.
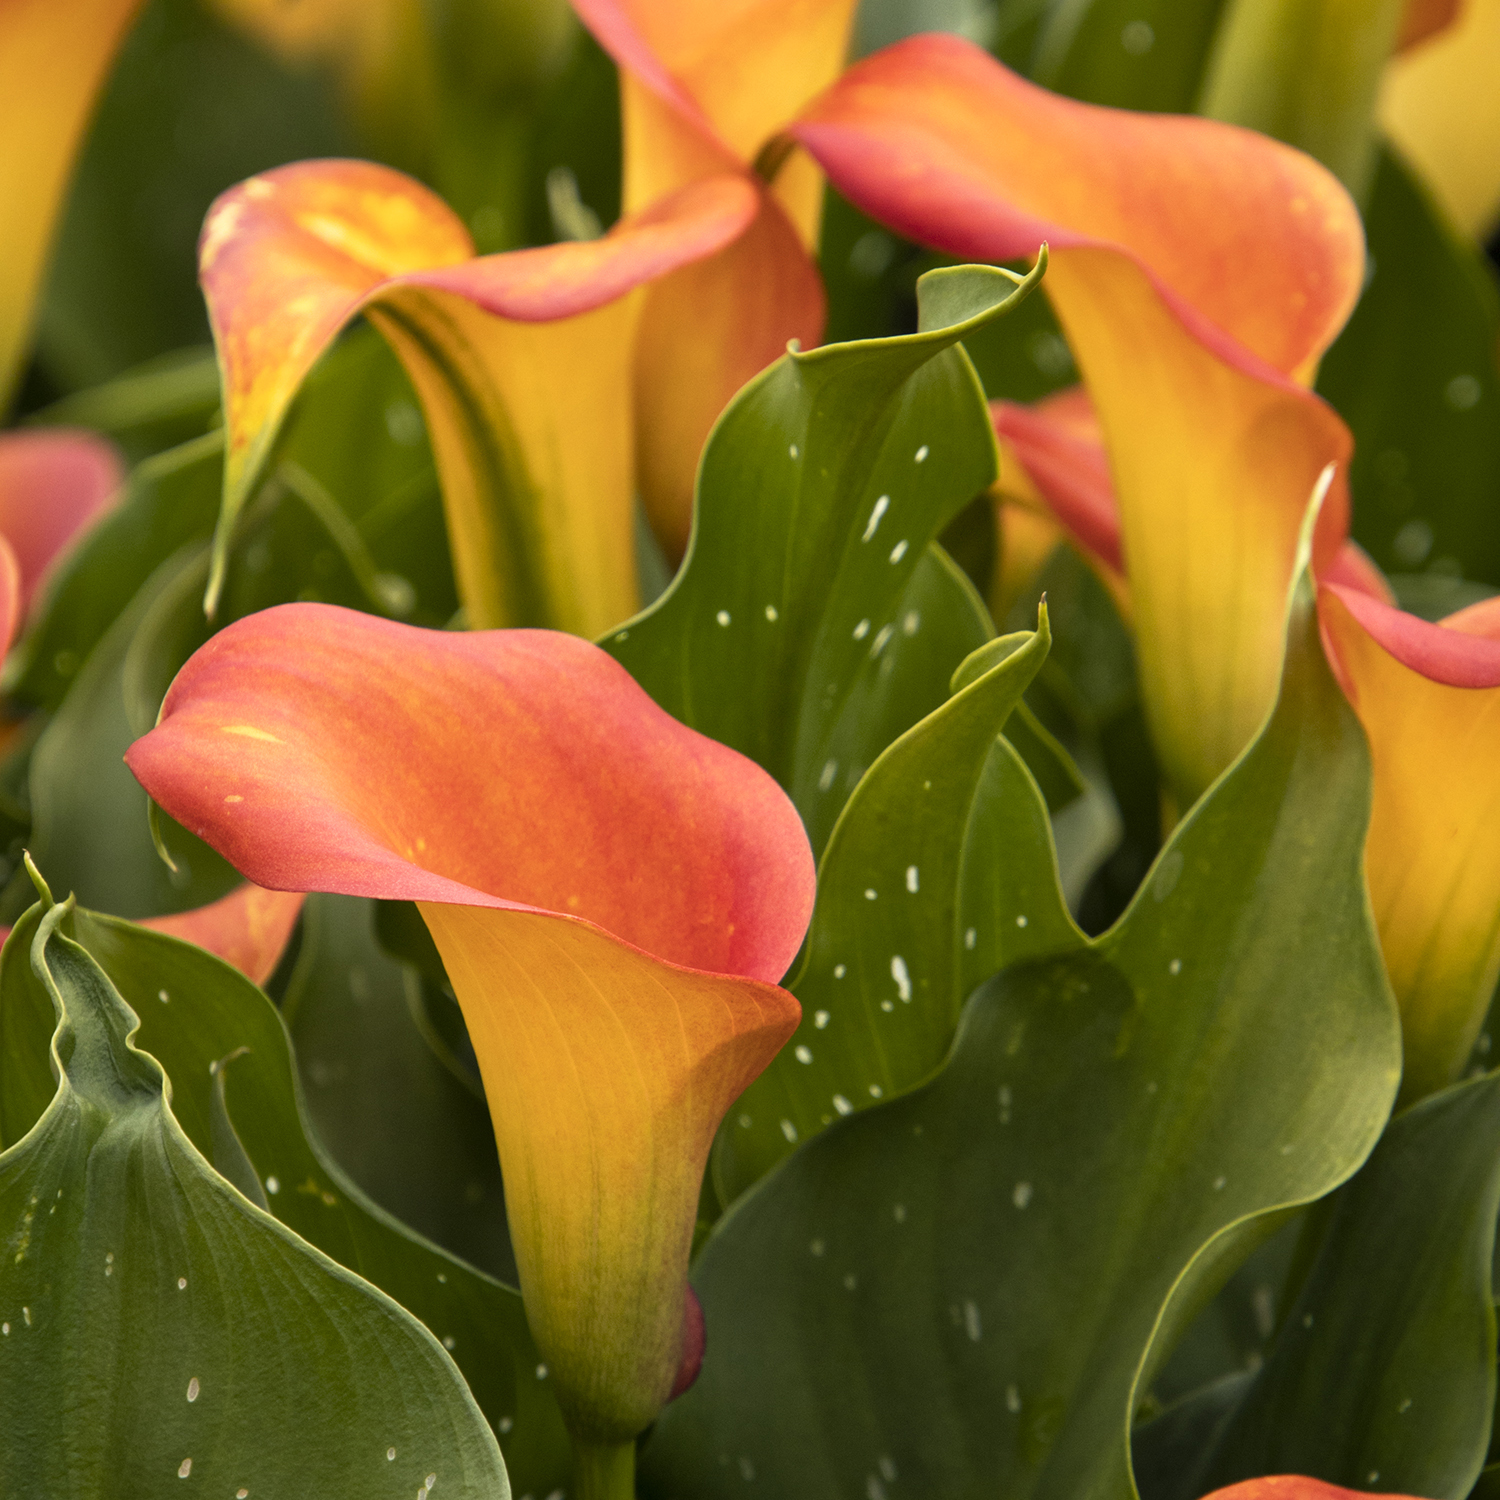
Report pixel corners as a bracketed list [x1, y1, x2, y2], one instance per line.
[499, 1417, 513, 1434]
[914, 445, 929, 463]
[781, 1119, 798, 1142]
[739, 1456, 756, 1481]
[1169, 958, 1182, 975]
[1398, 1397, 1412, 1414]
[789, 444, 800, 458]
[178, 1459, 192, 1479]
[443, 1335, 456, 1350]
[536, 1363, 549, 1379]
[158, 990, 170, 1003]
[862, 495, 890, 541]
[765, 604, 778, 621]
[963, 1300, 982, 1341]
[716, 610, 731, 627]
[810, 1238, 825, 1256]
[833, 1095, 852, 1115]
[834, 964, 847, 978]
[819, 758, 838, 791]
[187, 1378, 200, 1402]
[879, 1457, 898, 1483]
[815, 1010, 830, 1028]
[177, 1278, 187, 1290]
[902, 611, 920, 635]
[880, 999, 894, 1012]
[889, 540, 908, 564]
[853, 618, 870, 640]
[1016, 914, 1028, 928]
[869, 1084, 884, 1098]
[265, 1177, 279, 1195]
[844, 1273, 858, 1291]
[893, 1204, 906, 1223]
[998, 1086, 1012, 1123]
[795, 1045, 813, 1064]
[871, 623, 894, 656]
[738, 1113, 752, 1127]
[1012, 1182, 1033, 1209]
[1213, 1175, 1227, 1191]
[905, 865, 919, 892]
[388, 1449, 397, 1461]
[864, 888, 877, 901]
[890, 956, 911, 1001]
[964, 927, 977, 949]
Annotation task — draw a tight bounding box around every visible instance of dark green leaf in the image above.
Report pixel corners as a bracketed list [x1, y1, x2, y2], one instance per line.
[0, 894, 509, 1496]
[0, 893, 572, 1493]
[607, 260, 1045, 857]
[1180, 1072, 1500, 1499]
[1321, 146, 1500, 588]
[641, 560, 1400, 1498]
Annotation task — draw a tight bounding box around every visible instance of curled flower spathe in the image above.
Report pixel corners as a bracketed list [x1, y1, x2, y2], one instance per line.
[125, 603, 813, 1450]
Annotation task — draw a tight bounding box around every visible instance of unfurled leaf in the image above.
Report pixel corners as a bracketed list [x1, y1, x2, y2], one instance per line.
[715, 611, 1071, 1199]
[126, 605, 812, 1451]
[642, 547, 1400, 1498]
[792, 35, 1362, 809]
[0, 893, 510, 1496]
[199, 159, 755, 629]
[1145, 1072, 1500, 1499]
[607, 259, 1046, 856]
[1319, 586, 1500, 1101]
[0, 0, 145, 405]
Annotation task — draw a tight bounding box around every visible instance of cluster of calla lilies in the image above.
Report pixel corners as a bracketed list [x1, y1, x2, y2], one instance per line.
[4, 0, 1500, 1496]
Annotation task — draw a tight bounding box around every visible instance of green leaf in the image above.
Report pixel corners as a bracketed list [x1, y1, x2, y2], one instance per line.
[1156, 1071, 1500, 1499]
[714, 612, 1072, 1200]
[0, 893, 572, 1493]
[606, 259, 1046, 857]
[1320, 145, 1500, 588]
[282, 893, 514, 1284]
[0, 894, 509, 1496]
[641, 557, 1400, 1498]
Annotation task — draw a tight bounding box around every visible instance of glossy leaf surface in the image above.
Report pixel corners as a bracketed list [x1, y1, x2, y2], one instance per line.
[607, 259, 1045, 856]
[715, 615, 1071, 1198]
[642, 560, 1400, 1498]
[0, 896, 570, 1494]
[0, 897, 511, 1497]
[1169, 1072, 1500, 1499]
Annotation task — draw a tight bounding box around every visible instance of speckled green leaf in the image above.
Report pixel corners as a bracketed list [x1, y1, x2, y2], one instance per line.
[714, 612, 1074, 1200]
[641, 556, 1401, 1499]
[0, 891, 509, 1497]
[1321, 146, 1500, 588]
[606, 259, 1046, 857]
[1145, 1071, 1500, 1500]
[0, 896, 570, 1494]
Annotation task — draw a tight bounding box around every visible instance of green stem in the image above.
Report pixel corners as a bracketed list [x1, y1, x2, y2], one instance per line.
[1197, 0, 1406, 200]
[571, 1439, 636, 1500]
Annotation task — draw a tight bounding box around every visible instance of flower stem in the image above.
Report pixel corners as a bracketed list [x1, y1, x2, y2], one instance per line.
[571, 1440, 636, 1500]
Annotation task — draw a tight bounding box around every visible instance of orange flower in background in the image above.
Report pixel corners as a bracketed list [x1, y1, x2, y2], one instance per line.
[1320, 585, 1500, 1102]
[572, 0, 857, 560]
[125, 604, 813, 1458]
[1201, 1479, 1433, 1500]
[198, 160, 757, 633]
[790, 35, 1366, 810]
[0, 0, 145, 408]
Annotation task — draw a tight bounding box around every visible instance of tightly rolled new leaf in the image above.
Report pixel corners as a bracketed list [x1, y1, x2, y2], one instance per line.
[572, 0, 846, 558]
[198, 160, 757, 630]
[1320, 586, 1500, 1102]
[791, 35, 1364, 809]
[125, 604, 812, 1451]
[0, 0, 143, 408]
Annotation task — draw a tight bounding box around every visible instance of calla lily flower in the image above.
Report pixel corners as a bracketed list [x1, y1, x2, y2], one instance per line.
[197, 160, 758, 631]
[1201, 1480, 1432, 1500]
[124, 604, 812, 1472]
[789, 35, 1365, 810]
[0, 0, 144, 408]
[1319, 584, 1500, 1102]
[572, 0, 855, 559]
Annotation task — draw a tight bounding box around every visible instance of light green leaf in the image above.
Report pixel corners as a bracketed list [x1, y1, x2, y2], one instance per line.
[714, 611, 1074, 1200]
[607, 259, 1046, 857]
[642, 557, 1400, 1498]
[0, 893, 509, 1496]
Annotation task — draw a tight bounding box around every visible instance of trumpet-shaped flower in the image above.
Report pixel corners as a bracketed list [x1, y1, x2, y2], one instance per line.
[1319, 585, 1500, 1102]
[0, 0, 144, 407]
[572, 0, 855, 558]
[790, 35, 1365, 810]
[197, 160, 757, 631]
[124, 604, 812, 1458]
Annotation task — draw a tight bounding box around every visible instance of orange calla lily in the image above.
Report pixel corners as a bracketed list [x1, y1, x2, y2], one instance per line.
[0, 0, 144, 408]
[791, 35, 1365, 809]
[1319, 584, 1500, 1101]
[124, 604, 812, 1465]
[1201, 1480, 1432, 1500]
[572, 0, 852, 559]
[198, 159, 758, 631]
[0, 427, 123, 628]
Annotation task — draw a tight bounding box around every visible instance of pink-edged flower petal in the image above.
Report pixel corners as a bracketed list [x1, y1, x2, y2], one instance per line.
[126, 603, 812, 1439]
